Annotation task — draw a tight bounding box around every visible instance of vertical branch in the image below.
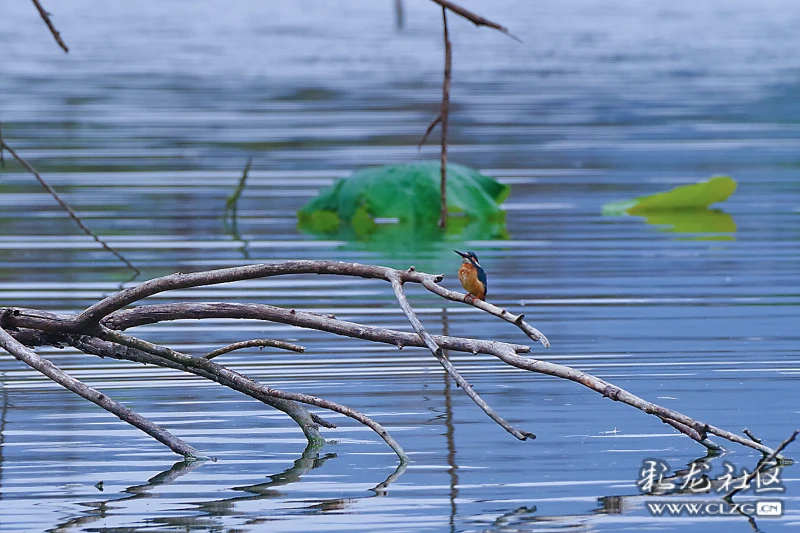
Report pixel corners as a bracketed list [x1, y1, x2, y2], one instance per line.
[224, 157, 253, 224]
[438, 6, 452, 229]
[30, 0, 69, 53]
[0, 122, 5, 168]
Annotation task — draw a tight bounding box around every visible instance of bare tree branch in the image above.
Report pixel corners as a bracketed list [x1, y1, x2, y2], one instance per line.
[31, 0, 69, 53]
[1, 261, 785, 461]
[438, 7, 451, 229]
[418, 113, 442, 149]
[97, 326, 409, 462]
[204, 339, 305, 360]
[0, 324, 199, 457]
[0, 140, 139, 276]
[72, 261, 442, 330]
[429, 0, 521, 42]
[68, 335, 332, 442]
[94, 302, 532, 356]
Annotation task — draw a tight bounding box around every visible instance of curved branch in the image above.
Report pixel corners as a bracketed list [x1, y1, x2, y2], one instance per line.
[204, 339, 305, 360]
[0, 326, 200, 458]
[68, 335, 329, 444]
[91, 302, 531, 356]
[73, 261, 442, 329]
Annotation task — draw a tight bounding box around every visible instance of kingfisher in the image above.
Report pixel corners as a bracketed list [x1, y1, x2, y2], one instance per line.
[455, 250, 487, 301]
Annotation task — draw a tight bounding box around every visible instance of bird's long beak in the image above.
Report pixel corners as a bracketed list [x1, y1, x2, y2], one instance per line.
[454, 250, 467, 258]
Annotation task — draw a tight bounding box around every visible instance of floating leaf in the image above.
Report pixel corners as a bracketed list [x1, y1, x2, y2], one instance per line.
[602, 176, 737, 216]
[298, 161, 509, 239]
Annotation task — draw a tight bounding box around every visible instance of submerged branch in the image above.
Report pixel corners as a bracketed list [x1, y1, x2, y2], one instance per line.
[98, 326, 408, 462]
[0, 324, 199, 458]
[0, 140, 139, 276]
[725, 430, 798, 501]
[68, 335, 331, 443]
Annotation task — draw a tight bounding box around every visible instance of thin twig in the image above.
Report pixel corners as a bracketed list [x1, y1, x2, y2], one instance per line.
[0, 140, 140, 276]
[0, 325, 200, 458]
[204, 338, 305, 360]
[725, 430, 798, 500]
[429, 0, 521, 42]
[30, 0, 69, 53]
[224, 157, 252, 224]
[418, 113, 442, 149]
[0, 122, 5, 168]
[389, 273, 534, 440]
[438, 6, 451, 229]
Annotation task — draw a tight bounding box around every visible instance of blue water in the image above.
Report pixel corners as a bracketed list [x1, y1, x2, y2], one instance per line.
[1, 0, 799, 531]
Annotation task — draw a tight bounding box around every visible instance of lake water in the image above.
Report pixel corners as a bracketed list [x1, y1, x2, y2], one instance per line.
[1, 0, 799, 531]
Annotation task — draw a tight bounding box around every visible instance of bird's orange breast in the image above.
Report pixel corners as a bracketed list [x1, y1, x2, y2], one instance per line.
[458, 263, 486, 300]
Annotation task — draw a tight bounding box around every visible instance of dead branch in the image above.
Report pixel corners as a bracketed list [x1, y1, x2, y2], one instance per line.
[97, 325, 408, 461]
[0, 140, 139, 275]
[204, 339, 305, 360]
[68, 335, 334, 441]
[418, 113, 442, 149]
[430, 0, 521, 42]
[0, 260, 787, 463]
[438, 7, 451, 229]
[31, 0, 69, 53]
[419, 1, 519, 229]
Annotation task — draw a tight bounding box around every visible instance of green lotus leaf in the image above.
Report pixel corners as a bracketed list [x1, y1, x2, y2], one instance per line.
[298, 161, 510, 237]
[602, 176, 737, 215]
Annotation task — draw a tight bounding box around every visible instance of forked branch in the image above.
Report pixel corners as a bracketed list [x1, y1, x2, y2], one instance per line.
[0, 260, 790, 464]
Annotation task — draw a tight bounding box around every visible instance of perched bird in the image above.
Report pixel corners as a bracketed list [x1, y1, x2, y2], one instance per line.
[455, 250, 487, 301]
